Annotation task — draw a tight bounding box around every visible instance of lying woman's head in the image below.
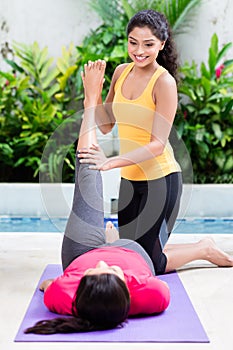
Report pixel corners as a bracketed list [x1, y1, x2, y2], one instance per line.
[74, 272, 130, 329]
[24, 269, 130, 334]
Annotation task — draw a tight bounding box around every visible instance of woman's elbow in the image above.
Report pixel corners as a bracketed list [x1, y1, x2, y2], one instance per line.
[150, 141, 165, 157]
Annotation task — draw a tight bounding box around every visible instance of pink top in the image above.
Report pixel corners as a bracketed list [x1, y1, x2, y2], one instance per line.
[44, 247, 170, 315]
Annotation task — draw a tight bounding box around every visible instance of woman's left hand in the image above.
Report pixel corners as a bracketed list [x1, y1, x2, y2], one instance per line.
[78, 144, 111, 171]
[39, 279, 54, 292]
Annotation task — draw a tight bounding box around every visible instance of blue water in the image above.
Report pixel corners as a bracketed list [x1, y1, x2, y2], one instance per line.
[0, 217, 233, 234]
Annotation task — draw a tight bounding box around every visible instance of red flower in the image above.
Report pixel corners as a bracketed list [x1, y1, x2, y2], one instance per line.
[183, 110, 188, 119]
[215, 64, 224, 79]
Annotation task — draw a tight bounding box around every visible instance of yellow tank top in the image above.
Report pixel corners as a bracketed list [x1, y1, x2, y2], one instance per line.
[113, 62, 181, 181]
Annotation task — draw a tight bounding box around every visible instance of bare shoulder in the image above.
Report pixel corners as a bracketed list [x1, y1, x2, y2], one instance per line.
[113, 63, 130, 80]
[155, 70, 177, 91]
[153, 70, 177, 105]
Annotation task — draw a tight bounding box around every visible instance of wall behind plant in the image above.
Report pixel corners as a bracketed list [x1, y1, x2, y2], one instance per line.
[0, 0, 100, 69]
[176, 0, 233, 64]
[0, 0, 232, 67]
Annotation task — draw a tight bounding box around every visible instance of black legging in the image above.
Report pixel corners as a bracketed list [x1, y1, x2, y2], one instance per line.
[118, 172, 182, 274]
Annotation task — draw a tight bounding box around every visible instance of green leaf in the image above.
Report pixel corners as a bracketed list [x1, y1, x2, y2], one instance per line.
[121, 0, 135, 19]
[40, 58, 55, 80]
[212, 123, 222, 140]
[208, 34, 218, 75]
[200, 62, 210, 79]
[36, 47, 50, 70]
[0, 143, 14, 157]
[0, 71, 15, 82]
[208, 47, 217, 76]
[57, 66, 77, 91]
[214, 153, 225, 169]
[41, 67, 59, 89]
[57, 58, 69, 75]
[222, 99, 233, 118]
[4, 59, 25, 73]
[110, 45, 127, 59]
[210, 33, 218, 56]
[46, 83, 60, 98]
[197, 142, 209, 155]
[201, 76, 211, 96]
[217, 42, 232, 64]
[54, 92, 65, 101]
[222, 62, 233, 75]
[207, 103, 220, 114]
[164, 0, 203, 34]
[223, 155, 233, 172]
[102, 32, 114, 45]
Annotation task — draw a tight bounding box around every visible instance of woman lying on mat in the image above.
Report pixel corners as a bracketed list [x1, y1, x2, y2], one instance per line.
[24, 60, 233, 335]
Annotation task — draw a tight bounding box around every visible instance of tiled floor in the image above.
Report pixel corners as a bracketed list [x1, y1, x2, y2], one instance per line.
[0, 232, 232, 350]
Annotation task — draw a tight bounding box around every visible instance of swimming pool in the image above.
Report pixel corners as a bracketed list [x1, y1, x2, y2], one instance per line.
[0, 217, 232, 234]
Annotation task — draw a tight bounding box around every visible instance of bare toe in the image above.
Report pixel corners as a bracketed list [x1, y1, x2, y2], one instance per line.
[202, 237, 233, 267]
[106, 221, 114, 229]
[105, 221, 119, 243]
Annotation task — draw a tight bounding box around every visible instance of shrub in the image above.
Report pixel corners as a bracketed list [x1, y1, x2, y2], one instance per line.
[0, 42, 81, 182]
[175, 34, 233, 183]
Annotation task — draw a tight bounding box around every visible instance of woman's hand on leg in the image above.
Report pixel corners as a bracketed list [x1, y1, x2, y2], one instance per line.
[78, 143, 112, 171]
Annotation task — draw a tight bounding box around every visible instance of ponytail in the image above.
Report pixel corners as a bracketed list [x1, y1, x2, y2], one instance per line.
[24, 316, 102, 334]
[157, 26, 179, 83]
[24, 273, 130, 334]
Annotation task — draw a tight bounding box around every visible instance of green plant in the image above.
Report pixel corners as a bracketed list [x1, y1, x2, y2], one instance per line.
[175, 33, 233, 183]
[0, 42, 81, 182]
[89, 0, 203, 34]
[75, 14, 128, 100]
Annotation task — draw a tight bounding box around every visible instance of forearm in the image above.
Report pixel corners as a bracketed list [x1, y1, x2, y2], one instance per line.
[78, 106, 97, 150]
[105, 140, 164, 170]
[96, 100, 115, 134]
[84, 97, 115, 135]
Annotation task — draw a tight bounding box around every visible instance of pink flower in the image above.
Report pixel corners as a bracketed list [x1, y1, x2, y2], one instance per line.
[215, 64, 224, 79]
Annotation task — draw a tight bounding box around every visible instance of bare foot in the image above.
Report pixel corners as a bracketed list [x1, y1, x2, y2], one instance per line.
[105, 221, 119, 243]
[81, 59, 106, 104]
[201, 237, 233, 267]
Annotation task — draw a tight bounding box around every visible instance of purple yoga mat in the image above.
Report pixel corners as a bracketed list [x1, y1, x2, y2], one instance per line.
[15, 264, 209, 343]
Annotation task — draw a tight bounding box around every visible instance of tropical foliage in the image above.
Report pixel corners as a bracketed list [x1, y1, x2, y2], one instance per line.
[89, 0, 203, 34]
[0, 42, 81, 182]
[175, 34, 233, 183]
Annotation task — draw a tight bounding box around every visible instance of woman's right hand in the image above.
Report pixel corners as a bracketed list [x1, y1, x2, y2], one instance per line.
[81, 60, 106, 107]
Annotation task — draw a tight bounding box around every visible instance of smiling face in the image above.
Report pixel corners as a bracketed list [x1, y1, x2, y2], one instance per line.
[127, 26, 165, 67]
[84, 260, 125, 281]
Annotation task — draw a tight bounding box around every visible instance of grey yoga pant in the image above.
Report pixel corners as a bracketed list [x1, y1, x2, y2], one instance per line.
[61, 157, 155, 274]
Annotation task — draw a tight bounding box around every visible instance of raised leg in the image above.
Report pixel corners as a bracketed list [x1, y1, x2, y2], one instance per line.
[62, 61, 106, 270]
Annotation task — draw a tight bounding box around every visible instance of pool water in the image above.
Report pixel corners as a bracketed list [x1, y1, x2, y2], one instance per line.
[0, 217, 233, 234]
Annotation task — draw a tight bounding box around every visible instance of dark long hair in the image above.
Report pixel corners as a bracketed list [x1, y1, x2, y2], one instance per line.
[127, 9, 179, 83]
[24, 273, 130, 334]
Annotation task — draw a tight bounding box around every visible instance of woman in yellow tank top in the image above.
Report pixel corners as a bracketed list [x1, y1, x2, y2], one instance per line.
[78, 10, 186, 274]
[78, 9, 182, 274]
